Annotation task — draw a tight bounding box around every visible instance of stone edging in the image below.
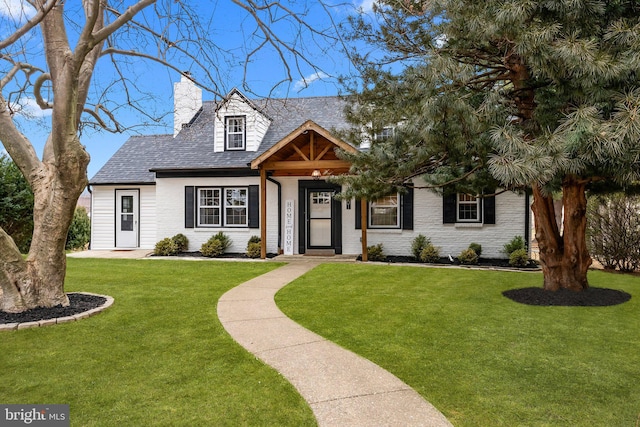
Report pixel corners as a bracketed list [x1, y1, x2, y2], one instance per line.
[0, 292, 114, 331]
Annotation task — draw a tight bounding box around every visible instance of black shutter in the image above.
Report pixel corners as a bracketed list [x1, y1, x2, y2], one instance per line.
[355, 199, 363, 229]
[185, 186, 195, 228]
[248, 185, 259, 228]
[483, 195, 496, 224]
[401, 188, 414, 230]
[443, 193, 457, 224]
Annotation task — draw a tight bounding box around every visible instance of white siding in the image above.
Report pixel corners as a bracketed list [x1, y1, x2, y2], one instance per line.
[155, 177, 279, 253]
[90, 185, 156, 250]
[341, 189, 528, 258]
[214, 92, 271, 152]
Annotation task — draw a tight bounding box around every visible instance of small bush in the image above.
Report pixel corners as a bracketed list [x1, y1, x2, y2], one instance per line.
[419, 243, 441, 263]
[247, 242, 262, 258]
[458, 248, 479, 265]
[411, 234, 430, 259]
[509, 248, 530, 267]
[201, 232, 231, 257]
[367, 243, 386, 261]
[468, 242, 482, 257]
[201, 238, 225, 257]
[155, 237, 179, 256]
[66, 207, 91, 250]
[246, 236, 261, 258]
[503, 235, 525, 256]
[172, 233, 189, 252]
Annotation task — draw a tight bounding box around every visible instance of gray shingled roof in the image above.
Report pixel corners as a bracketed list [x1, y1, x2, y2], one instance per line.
[90, 96, 350, 185]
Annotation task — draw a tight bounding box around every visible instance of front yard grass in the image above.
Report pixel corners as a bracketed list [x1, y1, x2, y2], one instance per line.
[276, 264, 640, 427]
[0, 258, 315, 426]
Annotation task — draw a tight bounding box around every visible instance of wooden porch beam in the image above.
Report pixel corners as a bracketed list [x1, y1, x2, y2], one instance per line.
[262, 160, 351, 171]
[260, 167, 267, 259]
[310, 132, 315, 161]
[292, 144, 309, 161]
[316, 144, 332, 161]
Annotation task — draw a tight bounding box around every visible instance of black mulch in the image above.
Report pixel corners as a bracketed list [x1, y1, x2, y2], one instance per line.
[358, 255, 540, 269]
[154, 251, 279, 259]
[0, 293, 106, 325]
[503, 287, 631, 307]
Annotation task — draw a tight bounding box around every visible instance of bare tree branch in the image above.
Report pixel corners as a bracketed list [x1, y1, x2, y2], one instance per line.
[0, 0, 58, 51]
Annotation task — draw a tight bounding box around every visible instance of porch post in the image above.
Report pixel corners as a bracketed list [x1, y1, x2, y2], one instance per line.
[260, 167, 267, 259]
[361, 198, 368, 262]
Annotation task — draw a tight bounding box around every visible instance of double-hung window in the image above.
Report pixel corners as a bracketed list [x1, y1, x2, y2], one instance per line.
[457, 194, 480, 222]
[225, 116, 245, 150]
[369, 194, 400, 228]
[374, 126, 394, 141]
[198, 188, 221, 226]
[224, 188, 248, 226]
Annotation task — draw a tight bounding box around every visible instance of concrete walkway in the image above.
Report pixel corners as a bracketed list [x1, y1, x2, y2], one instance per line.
[218, 261, 453, 427]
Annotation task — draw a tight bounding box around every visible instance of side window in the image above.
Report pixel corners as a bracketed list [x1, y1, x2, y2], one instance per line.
[198, 188, 221, 226]
[225, 116, 245, 150]
[369, 194, 400, 228]
[224, 188, 248, 226]
[374, 126, 394, 141]
[457, 194, 480, 222]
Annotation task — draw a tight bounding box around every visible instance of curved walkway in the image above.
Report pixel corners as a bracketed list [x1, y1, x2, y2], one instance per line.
[218, 261, 453, 427]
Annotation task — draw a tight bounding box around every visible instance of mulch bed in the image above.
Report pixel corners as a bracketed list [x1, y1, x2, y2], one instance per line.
[359, 255, 540, 269]
[155, 251, 279, 259]
[0, 293, 106, 325]
[503, 287, 631, 307]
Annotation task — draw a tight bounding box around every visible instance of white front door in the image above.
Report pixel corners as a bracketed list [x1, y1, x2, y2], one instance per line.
[116, 190, 139, 248]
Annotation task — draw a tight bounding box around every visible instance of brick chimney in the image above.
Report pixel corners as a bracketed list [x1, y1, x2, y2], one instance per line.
[173, 72, 202, 137]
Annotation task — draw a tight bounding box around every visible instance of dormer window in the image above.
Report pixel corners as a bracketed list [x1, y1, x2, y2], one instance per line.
[375, 126, 394, 141]
[225, 116, 246, 150]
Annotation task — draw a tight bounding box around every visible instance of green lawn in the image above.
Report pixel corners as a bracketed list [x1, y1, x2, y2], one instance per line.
[0, 258, 316, 427]
[276, 264, 640, 427]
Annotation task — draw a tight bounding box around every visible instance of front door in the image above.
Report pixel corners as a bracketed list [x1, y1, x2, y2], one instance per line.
[307, 190, 334, 249]
[116, 189, 139, 248]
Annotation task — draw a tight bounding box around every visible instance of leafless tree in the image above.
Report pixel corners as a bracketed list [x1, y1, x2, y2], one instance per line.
[0, 0, 341, 313]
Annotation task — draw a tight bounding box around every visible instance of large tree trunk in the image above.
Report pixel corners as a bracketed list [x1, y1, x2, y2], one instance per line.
[0, 156, 88, 313]
[531, 176, 592, 291]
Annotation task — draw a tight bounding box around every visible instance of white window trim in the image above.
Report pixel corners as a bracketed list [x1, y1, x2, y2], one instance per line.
[456, 194, 481, 223]
[197, 188, 221, 227]
[374, 126, 395, 141]
[368, 193, 400, 229]
[225, 116, 246, 151]
[223, 187, 248, 227]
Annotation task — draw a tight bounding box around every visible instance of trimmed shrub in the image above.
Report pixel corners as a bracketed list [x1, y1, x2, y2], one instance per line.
[154, 237, 179, 256]
[201, 232, 231, 257]
[468, 242, 482, 257]
[247, 242, 261, 258]
[66, 207, 91, 250]
[509, 248, 530, 267]
[246, 236, 261, 258]
[419, 243, 441, 263]
[411, 234, 429, 259]
[503, 235, 525, 256]
[172, 233, 189, 252]
[458, 248, 479, 265]
[367, 243, 385, 261]
[201, 238, 225, 257]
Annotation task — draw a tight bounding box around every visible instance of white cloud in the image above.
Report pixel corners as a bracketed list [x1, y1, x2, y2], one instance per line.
[356, 0, 377, 13]
[0, 0, 36, 20]
[294, 72, 329, 91]
[12, 97, 53, 118]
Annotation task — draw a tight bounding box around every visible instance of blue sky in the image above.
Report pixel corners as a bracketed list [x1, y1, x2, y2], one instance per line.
[0, 0, 375, 179]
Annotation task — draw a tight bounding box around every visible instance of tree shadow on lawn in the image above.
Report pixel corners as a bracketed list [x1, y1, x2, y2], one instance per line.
[503, 287, 631, 306]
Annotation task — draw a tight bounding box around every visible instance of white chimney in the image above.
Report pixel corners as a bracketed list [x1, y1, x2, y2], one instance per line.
[173, 73, 202, 137]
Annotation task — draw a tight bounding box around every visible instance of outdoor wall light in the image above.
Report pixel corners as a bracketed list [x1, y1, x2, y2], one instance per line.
[312, 169, 322, 180]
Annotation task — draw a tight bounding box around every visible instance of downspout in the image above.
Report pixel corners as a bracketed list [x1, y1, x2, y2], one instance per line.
[266, 175, 282, 252]
[87, 185, 93, 250]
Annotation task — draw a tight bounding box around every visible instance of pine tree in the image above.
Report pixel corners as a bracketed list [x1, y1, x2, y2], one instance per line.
[339, 0, 640, 291]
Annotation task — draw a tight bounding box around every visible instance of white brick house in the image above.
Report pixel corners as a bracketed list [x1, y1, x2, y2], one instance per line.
[89, 76, 531, 258]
